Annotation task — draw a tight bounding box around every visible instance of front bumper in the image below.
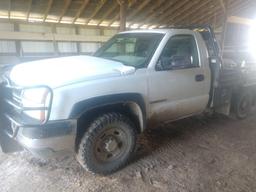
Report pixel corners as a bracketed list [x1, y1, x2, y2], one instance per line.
[0, 80, 77, 158]
[16, 119, 77, 158]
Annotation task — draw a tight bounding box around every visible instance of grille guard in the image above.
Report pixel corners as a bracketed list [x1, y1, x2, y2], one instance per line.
[1, 78, 53, 138]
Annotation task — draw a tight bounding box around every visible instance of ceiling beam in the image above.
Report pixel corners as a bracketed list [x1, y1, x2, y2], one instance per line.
[43, 0, 53, 22]
[26, 0, 32, 21]
[169, 0, 201, 24]
[97, 2, 118, 26]
[127, 0, 151, 21]
[196, 0, 246, 26]
[8, 0, 11, 19]
[219, 0, 227, 13]
[134, 0, 166, 28]
[86, 0, 107, 24]
[108, 0, 137, 27]
[119, 0, 127, 31]
[179, 1, 217, 25]
[145, 0, 180, 28]
[72, 0, 90, 24]
[154, 0, 190, 28]
[58, 0, 72, 23]
[174, 0, 212, 25]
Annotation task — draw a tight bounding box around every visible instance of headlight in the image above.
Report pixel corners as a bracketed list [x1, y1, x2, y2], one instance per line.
[21, 87, 52, 122]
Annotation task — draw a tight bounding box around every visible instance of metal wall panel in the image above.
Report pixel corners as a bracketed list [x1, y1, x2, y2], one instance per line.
[58, 42, 77, 53]
[0, 23, 14, 31]
[21, 41, 54, 53]
[19, 24, 52, 33]
[78, 28, 100, 36]
[103, 29, 118, 36]
[0, 41, 16, 53]
[56, 26, 76, 34]
[79, 42, 101, 53]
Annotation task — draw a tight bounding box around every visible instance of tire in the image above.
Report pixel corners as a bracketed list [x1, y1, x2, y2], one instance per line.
[233, 91, 252, 119]
[76, 112, 137, 175]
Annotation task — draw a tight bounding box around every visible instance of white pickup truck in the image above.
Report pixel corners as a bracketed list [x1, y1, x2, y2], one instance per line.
[1, 26, 256, 175]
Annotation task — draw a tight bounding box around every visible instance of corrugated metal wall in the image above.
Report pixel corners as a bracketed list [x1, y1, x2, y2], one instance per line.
[0, 21, 118, 65]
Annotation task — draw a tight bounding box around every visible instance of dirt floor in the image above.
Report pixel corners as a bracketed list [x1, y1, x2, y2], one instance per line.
[1, 114, 256, 192]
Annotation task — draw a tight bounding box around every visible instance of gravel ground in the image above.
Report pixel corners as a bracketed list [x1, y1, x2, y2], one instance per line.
[1, 114, 256, 192]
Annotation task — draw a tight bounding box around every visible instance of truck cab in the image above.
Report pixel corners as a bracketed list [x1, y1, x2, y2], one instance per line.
[0, 27, 255, 175]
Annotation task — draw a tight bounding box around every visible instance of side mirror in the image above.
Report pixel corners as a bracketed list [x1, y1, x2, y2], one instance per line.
[157, 55, 191, 70]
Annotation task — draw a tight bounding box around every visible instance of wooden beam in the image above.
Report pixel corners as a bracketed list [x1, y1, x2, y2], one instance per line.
[154, 0, 190, 28]
[127, 0, 151, 21]
[230, 0, 251, 16]
[43, 0, 53, 22]
[72, 0, 90, 24]
[26, 0, 32, 21]
[0, 31, 111, 42]
[168, 0, 201, 25]
[8, 0, 11, 19]
[97, 2, 118, 26]
[86, 0, 107, 24]
[219, 0, 226, 13]
[174, 0, 212, 25]
[135, 0, 166, 28]
[119, 0, 127, 31]
[196, 0, 247, 26]
[108, 0, 136, 27]
[185, 3, 218, 25]
[144, 0, 180, 28]
[58, 0, 72, 23]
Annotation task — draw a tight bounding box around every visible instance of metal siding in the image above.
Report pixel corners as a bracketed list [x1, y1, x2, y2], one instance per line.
[21, 41, 55, 53]
[0, 41, 16, 53]
[56, 26, 76, 35]
[0, 23, 14, 31]
[58, 42, 77, 53]
[79, 42, 101, 53]
[19, 24, 52, 33]
[78, 28, 100, 36]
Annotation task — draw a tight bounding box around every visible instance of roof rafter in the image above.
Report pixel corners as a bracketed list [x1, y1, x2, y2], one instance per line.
[8, 0, 11, 19]
[127, 0, 151, 21]
[143, 0, 180, 28]
[86, 0, 107, 24]
[174, 0, 212, 25]
[219, 0, 227, 13]
[58, 0, 72, 23]
[72, 0, 90, 24]
[170, 0, 201, 24]
[108, 0, 137, 27]
[154, 0, 190, 28]
[135, 0, 166, 28]
[97, 2, 118, 26]
[176, 0, 216, 25]
[43, 0, 53, 22]
[26, 0, 32, 21]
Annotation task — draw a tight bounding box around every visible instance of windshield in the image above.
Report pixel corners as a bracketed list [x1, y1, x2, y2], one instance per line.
[94, 33, 164, 69]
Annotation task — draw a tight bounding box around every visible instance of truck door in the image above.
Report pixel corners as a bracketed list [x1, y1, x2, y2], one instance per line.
[148, 34, 210, 122]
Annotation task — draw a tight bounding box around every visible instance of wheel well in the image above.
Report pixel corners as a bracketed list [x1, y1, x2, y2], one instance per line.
[75, 103, 144, 151]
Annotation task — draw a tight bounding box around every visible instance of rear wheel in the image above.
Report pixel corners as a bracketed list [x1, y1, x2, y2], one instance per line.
[233, 91, 252, 119]
[76, 112, 136, 175]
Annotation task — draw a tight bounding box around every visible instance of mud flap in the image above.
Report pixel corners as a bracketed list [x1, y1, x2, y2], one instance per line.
[0, 83, 23, 153]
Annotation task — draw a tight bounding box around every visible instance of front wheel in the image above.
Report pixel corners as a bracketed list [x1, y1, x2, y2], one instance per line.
[233, 91, 252, 119]
[76, 112, 137, 175]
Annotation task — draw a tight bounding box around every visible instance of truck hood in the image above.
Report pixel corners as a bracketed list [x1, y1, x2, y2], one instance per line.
[9, 56, 135, 88]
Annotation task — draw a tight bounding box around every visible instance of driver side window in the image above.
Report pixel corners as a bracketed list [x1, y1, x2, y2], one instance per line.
[157, 35, 199, 70]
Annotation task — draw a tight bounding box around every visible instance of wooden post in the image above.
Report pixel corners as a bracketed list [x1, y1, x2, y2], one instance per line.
[220, 15, 228, 56]
[118, 0, 127, 32]
[219, 0, 229, 57]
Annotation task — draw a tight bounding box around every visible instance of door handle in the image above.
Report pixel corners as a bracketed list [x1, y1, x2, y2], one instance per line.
[195, 74, 205, 82]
